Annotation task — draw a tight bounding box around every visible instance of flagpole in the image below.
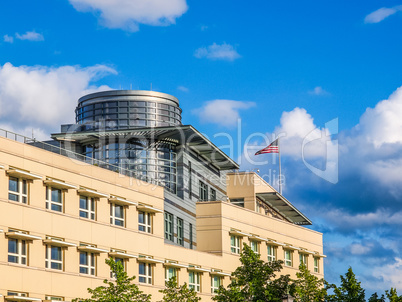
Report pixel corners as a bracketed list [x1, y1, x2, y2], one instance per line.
[278, 137, 282, 195]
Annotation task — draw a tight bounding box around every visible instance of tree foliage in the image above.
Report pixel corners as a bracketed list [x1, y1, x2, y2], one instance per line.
[368, 292, 386, 302]
[326, 267, 365, 302]
[73, 258, 151, 302]
[386, 288, 402, 302]
[212, 243, 290, 302]
[159, 276, 201, 302]
[291, 263, 326, 302]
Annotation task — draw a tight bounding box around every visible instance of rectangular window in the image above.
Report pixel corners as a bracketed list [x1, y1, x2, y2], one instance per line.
[8, 238, 27, 265]
[165, 267, 177, 282]
[46, 245, 63, 270]
[110, 203, 125, 226]
[189, 223, 193, 249]
[164, 212, 173, 241]
[314, 257, 319, 273]
[211, 276, 221, 294]
[177, 218, 184, 246]
[79, 196, 95, 220]
[284, 250, 292, 267]
[80, 251, 96, 275]
[45, 296, 64, 301]
[110, 256, 125, 278]
[199, 181, 208, 201]
[267, 245, 276, 262]
[138, 211, 152, 233]
[210, 188, 216, 201]
[230, 198, 244, 207]
[299, 253, 308, 267]
[250, 241, 259, 254]
[188, 162, 192, 198]
[46, 187, 63, 212]
[139, 262, 152, 284]
[189, 271, 201, 292]
[230, 235, 241, 254]
[9, 177, 28, 204]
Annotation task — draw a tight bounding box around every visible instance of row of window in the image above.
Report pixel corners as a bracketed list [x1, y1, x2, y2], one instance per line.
[230, 234, 321, 273]
[199, 180, 216, 201]
[7, 173, 157, 233]
[164, 212, 193, 248]
[5, 234, 226, 294]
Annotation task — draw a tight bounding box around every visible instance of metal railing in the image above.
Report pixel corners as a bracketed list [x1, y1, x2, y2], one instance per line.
[0, 128, 172, 191]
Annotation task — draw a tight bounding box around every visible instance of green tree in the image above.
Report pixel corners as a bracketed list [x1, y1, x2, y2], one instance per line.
[326, 267, 365, 302]
[73, 258, 151, 302]
[368, 292, 385, 302]
[159, 276, 201, 302]
[291, 263, 326, 302]
[386, 288, 402, 302]
[212, 243, 290, 302]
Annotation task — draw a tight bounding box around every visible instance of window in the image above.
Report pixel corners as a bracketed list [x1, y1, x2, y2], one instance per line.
[199, 181, 208, 201]
[110, 256, 125, 278]
[177, 217, 184, 246]
[284, 250, 292, 267]
[9, 177, 27, 204]
[188, 162, 192, 198]
[165, 267, 177, 282]
[80, 251, 96, 275]
[189, 271, 201, 292]
[110, 203, 124, 226]
[46, 187, 63, 212]
[250, 241, 259, 254]
[267, 245, 276, 262]
[230, 198, 244, 207]
[79, 196, 95, 220]
[7, 292, 27, 298]
[139, 262, 152, 284]
[164, 212, 173, 241]
[210, 188, 216, 201]
[189, 223, 193, 249]
[211, 276, 221, 294]
[230, 235, 241, 254]
[138, 211, 152, 233]
[45, 296, 64, 301]
[8, 238, 27, 265]
[46, 245, 63, 270]
[314, 257, 319, 273]
[299, 253, 308, 267]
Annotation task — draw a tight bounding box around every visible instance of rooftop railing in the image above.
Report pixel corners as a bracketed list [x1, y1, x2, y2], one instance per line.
[0, 128, 172, 191]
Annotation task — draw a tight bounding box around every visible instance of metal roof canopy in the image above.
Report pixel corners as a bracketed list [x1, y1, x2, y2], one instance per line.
[52, 125, 239, 170]
[256, 192, 312, 225]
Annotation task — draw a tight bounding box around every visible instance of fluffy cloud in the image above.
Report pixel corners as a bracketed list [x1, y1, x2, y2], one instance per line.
[3, 35, 14, 43]
[68, 0, 188, 31]
[364, 6, 402, 24]
[308, 86, 329, 96]
[15, 31, 44, 41]
[0, 63, 116, 138]
[192, 99, 255, 128]
[194, 43, 241, 61]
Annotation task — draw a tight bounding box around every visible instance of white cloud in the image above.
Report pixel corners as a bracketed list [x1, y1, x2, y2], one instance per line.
[192, 99, 255, 128]
[68, 0, 188, 32]
[15, 31, 44, 41]
[0, 63, 116, 138]
[373, 258, 402, 289]
[308, 86, 329, 96]
[364, 6, 402, 24]
[177, 85, 189, 92]
[3, 35, 14, 43]
[194, 43, 241, 61]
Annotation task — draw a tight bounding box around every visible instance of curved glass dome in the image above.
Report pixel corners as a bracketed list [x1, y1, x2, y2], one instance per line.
[75, 90, 182, 130]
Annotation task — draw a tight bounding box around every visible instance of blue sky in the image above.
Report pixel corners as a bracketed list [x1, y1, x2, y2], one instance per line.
[1, 0, 402, 296]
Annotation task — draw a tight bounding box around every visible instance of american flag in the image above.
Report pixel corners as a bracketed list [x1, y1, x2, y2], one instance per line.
[255, 139, 279, 155]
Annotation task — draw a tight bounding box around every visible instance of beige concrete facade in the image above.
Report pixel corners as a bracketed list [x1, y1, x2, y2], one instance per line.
[0, 136, 324, 301]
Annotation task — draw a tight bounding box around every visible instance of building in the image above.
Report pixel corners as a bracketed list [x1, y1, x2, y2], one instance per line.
[0, 90, 325, 301]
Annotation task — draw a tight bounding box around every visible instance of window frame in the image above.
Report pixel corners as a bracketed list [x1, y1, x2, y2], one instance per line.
[165, 267, 177, 283]
[199, 181, 208, 201]
[79, 195, 96, 220]
[138, 262, 153, 284]
[79, 251, 96, 276]
[8, 176, 28, 204]
[267, 245, 276, 262]
[46, 186, 63, 212]
[250, 240, 259, 254]
[138, 211, 152, 233]
[110, 203, 125, 227]
[284, 249, 292, 267]
[164, 212, 174, 241]
[314, 257, 319, 273]
[45, 245, 63, 270]
[299, 253, 308, 267]
[230, 235, 241, 254]
[211, 275, 221, 294]
[189, 271, 201, 292]
[210, 188, 216, 201]
[177, 217, 184, 246]
[8, 238, 27, 265]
